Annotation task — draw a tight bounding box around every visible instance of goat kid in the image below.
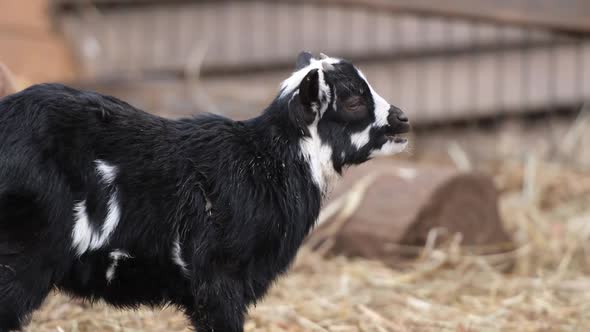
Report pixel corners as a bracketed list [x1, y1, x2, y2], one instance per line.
[0, 52, 410, 332]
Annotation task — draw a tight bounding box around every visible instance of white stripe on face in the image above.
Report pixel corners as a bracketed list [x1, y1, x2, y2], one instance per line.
[355, 68, 408, 157]
[286, 56, 342, 193]
[344, 68, 391, 151]
[279, 56, 341, 100]
[356, 69, 390, 127]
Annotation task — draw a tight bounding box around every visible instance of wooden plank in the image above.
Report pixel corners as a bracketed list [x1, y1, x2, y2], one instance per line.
[374, 10, 396, 52]
[499, 51, 525, 113]
[448, 55, 472, 116]
[474, 54, 497, 112]
[395, 60, 419, 117]
[555, 45, 580, 103]
[422, 58, 444, 117]
[312, 0, 590, 34]
[57, 2, 560, 77]
[51, 0, 590, 34]
[526, 49, 552, 108]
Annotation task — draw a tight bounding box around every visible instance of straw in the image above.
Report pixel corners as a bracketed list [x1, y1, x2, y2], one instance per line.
[27, 160, 590, 332]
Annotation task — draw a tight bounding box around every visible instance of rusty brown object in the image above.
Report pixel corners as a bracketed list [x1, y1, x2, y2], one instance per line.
[0, 63, 17, 97]
[312, 159, 513, 266]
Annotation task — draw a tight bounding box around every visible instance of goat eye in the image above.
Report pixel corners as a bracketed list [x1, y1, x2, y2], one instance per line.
[347, 104, 365, 112]
[338, 97, 368, 121]
[344, 97, 364, 108]
[345, 98, 366, 112]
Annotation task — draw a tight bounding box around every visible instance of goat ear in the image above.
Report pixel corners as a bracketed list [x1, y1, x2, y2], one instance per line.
[288, 94, 314, 136]
[295, 51, 313, 70]
[288, 69, 320, 134]
[299, 68, 320, 106]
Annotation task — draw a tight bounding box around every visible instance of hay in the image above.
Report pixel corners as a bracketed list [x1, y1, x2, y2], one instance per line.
[27, 160, 590, 332]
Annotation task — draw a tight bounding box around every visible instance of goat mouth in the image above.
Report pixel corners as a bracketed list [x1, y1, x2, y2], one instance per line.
[384, 133, 407, 144]
[383, 125, 409, 143]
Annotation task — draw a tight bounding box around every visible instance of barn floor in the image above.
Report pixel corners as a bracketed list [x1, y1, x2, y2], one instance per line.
[27, 159, 590, 332]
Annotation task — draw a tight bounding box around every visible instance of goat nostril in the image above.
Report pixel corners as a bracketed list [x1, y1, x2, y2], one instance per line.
[389, 106, 409, 124]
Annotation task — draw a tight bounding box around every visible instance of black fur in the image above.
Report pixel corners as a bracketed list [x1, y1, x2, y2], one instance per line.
[0, 53, 409, 331]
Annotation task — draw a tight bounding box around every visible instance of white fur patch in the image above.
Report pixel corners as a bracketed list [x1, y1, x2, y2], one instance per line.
[371, 91, 392, 127]
[315, 69, 332, 117]
[205, 198, 212, 213]
[90, 191, 121, 250]
[350, 125, 372, 149]
[71, 160, 121, 256]
[106, 250, 130, 283]
[355, 68, 408, 155]
[95, 160, 118, 185]
[299, 121, 338, 193]
[72, 200, 93, 256]
[279, 56, 341, 99]
[72, 195, 121, 255]
[289, 57, 340, 192]
[172, 235, 189, 275]
[356, 69, 390, 127]
[370, 140, 408, 158]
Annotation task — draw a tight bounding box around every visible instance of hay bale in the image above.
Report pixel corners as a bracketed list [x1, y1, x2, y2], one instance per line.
[0, 63, 17, 97]
[313, 159, 513, 265]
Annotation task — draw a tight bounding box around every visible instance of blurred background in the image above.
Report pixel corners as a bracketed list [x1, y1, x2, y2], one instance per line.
[2, 0, 590, 331]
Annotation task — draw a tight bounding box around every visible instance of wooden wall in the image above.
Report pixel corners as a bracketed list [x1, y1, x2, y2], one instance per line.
[56, 2, 561, 77]
[0, 0, 76, 84]
[52, 1, 590, 124]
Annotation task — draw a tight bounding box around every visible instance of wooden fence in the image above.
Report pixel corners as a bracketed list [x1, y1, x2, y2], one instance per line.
[52, 0, 590, 124]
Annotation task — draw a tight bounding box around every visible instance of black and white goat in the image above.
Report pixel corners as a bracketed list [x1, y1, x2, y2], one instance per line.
[0, 52, 409, 331]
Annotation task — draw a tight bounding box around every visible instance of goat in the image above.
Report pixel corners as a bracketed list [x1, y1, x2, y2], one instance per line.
[0, 52, 410, 332]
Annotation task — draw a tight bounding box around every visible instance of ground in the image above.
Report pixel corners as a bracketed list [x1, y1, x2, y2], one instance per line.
[27, 159, 590, 332]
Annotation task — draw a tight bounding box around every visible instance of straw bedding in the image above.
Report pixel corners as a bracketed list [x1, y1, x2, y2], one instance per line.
[27, 160, 590, 332]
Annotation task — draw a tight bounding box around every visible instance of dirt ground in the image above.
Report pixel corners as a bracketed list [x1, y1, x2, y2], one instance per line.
[26, 158, 590, 332]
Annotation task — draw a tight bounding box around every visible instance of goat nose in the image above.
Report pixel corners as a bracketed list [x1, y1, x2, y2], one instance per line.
[387, 106, 411, 134]
[396, 111, 408, 123]
[388, 106, 409, 124]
